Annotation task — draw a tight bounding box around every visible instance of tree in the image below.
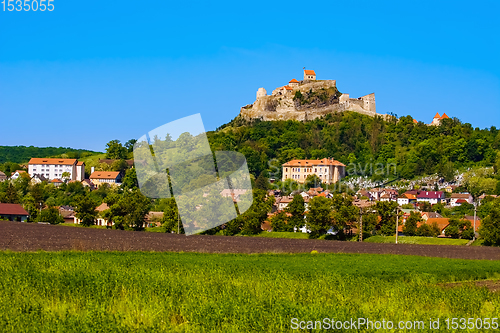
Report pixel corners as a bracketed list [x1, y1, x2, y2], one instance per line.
[445, 218, 473, 239]
[22, 194, 37, 221]
[239, 190, 274, 235]
[121, 168, 138, 190]
[105, 140, 127, 160]
[37, 207, 64, 224]
[331, 194, 358, 237]
[420, 201, 432, 212]
[304, 174, 322, 189]
[307, 196, 332, 238]
[61, 172, 71, 182]
[124, 139, 137, 153]
[111, 159, 129, 173]
[415, 222, 440, 237]
[374, 201, 399, 236]
[403, 211, 422, 236]
[270, 211, 290, 232]
[162, 197, 182, 233]
[255, 173, 269, 190]
[103, 189, 151, 230]
[479, 205, 500, 246]
[75, 194, 99, 227]
[5, 183, 19, 203]
[286, 194, 305, 228]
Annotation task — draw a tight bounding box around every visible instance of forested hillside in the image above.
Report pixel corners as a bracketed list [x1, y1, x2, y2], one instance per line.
[208, 112, 500, 180]
[0, 146, 100, 164]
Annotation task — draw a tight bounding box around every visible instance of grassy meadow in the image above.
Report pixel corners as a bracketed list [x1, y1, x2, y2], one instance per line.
[0, 251, 499, 332]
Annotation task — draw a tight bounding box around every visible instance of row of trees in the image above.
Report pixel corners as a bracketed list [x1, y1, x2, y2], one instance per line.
[0, 146, 97, 164]
[209, 112, 500, 184]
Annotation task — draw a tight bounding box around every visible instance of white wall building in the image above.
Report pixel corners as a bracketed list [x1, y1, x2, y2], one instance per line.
[28, 158, 85, 181]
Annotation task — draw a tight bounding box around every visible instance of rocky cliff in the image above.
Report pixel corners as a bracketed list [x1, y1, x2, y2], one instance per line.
[240, 79, 382, 121]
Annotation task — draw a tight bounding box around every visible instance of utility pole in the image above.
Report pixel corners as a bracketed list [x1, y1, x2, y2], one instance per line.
[177, 213, 180, 234]
[359, 208, 363, 242]
[395, 207, 399, 244]
[473, 202, 477, 241]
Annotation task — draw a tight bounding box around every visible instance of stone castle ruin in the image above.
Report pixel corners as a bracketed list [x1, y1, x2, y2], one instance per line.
[240, 69, 383, 121]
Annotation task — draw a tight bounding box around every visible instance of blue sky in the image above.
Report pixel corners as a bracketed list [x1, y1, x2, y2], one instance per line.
[1, 0, 499, 152]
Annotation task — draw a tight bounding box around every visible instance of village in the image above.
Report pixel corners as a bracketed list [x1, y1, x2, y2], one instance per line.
[0, 154, 497, 241]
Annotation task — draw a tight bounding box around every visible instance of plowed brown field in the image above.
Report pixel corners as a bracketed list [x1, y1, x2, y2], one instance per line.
[1, 221, 500, 259]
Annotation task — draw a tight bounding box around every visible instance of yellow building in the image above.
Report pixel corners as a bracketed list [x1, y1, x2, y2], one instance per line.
[89, 171, 122, 187]
[282, 158, 345, 184]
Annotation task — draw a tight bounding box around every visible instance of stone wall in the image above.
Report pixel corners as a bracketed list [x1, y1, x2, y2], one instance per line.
[241, 79, 382, 122]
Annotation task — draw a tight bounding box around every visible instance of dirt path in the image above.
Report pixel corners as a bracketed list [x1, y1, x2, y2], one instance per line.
[1, 221, 500, 260]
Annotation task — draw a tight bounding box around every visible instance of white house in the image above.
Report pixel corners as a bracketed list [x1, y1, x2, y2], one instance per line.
[450, 193, 473, 207]
[9, 170, 27, 180]
[28, 158, 85, 181]
[416, 191, 445, 205]
[397, 193, 417, 206]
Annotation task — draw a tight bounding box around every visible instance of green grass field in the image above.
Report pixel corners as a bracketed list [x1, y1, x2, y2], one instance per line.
[365, 235, 470, 246]
[1, 251, 499, 332]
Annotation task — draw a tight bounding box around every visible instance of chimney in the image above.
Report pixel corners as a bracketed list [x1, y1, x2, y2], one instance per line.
[91, 166, 95, 174]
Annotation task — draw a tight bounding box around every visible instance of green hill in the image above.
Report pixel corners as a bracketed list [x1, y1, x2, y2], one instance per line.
[208, 112, 500, 182]
[0, 146, 101, 164]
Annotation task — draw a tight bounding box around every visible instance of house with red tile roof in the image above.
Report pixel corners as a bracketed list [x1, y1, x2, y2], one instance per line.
[450, 193, 473, 207]
[417, 191, 445, 204]
[10, 170, 28, 180]
[303, 69, 316, 80]
[424, 218, 450, 235]
[397, 193, 417, 206]
[28, 158, 85, 181]
[50, 178, 64, 187]
[282, 158, 345, 184]
[0, 203, 29, 222]
[89, 171, 122, 187]
[288, 78, 299, 88]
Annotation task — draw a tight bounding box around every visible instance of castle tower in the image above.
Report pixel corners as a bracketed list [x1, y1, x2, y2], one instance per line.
[303, 69, 316, 80]
[256, 87, 267, 99]
[288, 79, 299, 88]
[360, 93, 376, 113]
[431, 112, 441, 126]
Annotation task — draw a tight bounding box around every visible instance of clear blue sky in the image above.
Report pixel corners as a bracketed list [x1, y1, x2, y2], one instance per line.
[1, 0, 499, 152]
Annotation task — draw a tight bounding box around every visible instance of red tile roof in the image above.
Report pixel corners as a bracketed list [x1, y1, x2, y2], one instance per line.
[304, 70, 316, 75]
[51, 178, 63, 183]
[451, 193, 471, 199]
[96, 203, 109, 212]
[440, 113, 449, 119]
[29, 158, 77, 166]
[425, 218, 450, 232]
[0, 203, 29, 216]
[284, 85, 293, 90]
[90, 171, 120, 180]
[289, 78, 299, 83]
[77, 161, 84, 166]
[413, 119, 418, 123]
[417, 191, 444, 199]
[433, 112, 441, 118]
[283, 158, 345, 167]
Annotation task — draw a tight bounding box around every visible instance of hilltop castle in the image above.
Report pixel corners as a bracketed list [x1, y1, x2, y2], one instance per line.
[430, 112, 450, 126]
[240, 69, 381, 122]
